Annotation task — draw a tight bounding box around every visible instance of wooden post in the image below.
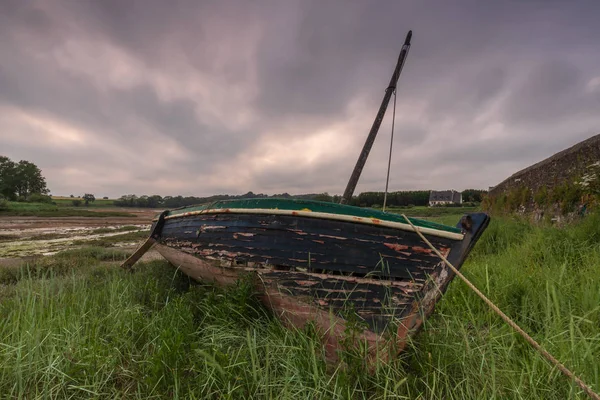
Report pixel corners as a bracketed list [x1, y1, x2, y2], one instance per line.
[120, 210, 168, 270]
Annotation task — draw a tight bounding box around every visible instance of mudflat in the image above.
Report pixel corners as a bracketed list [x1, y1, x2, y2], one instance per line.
[0, 208, 159, 260]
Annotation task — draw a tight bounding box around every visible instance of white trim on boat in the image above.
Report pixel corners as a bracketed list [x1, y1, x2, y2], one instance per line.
[160, 208, 465, 240]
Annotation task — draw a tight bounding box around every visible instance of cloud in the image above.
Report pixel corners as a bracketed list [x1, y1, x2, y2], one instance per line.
[0, 0, 599, 198]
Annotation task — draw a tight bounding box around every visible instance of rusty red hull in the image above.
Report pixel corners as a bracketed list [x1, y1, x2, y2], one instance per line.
[152, 210, 489, 359]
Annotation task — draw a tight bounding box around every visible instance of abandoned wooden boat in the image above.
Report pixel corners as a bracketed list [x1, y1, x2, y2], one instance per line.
[122, 30, 491, 360]
[142, 198, 489, 359]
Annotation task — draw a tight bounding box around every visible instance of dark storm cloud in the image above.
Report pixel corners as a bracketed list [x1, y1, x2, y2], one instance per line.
[501, 60, 597, 125]
[0, 0, 599, 197]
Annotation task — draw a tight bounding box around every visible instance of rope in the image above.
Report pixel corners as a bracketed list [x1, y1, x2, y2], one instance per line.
[382, 44, 409, 212]
[400, 214, 600, 400]
[382, 89, 396, 213]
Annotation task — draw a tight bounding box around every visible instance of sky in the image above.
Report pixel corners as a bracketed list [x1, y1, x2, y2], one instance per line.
[1, 0, 599, 198]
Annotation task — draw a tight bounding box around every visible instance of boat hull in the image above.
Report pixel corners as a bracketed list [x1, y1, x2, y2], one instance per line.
[152, 209, 489, 360]
[154, 243, 386, 360]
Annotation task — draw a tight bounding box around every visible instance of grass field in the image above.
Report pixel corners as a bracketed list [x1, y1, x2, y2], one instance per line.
[52, 196, 116, 208]
[382, 205, 479, 226]
[0, 201, 134, 217]
[0, 214, 599, 398]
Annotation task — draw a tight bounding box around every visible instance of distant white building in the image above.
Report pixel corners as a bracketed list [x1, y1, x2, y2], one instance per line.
[429, 190, 462, 206]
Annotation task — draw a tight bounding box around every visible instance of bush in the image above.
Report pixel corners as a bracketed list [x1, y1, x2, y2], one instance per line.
[0, 196, 8, 211]
[28, 193, 52, 203]
[72, 199, 82, 207]
[533, 186, 548, 207]
[442, 203, 462, 207]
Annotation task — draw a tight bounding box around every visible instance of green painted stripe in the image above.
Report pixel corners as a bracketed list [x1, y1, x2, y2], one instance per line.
[165, 198, 463, 234]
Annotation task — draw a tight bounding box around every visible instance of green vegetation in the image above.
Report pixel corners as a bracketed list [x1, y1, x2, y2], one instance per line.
[72, 230, 150, 247]
[0, 196, 8, 211]
[0, 201, 135, 217]
[351, 191, 431, 207]
[90, 225, 141, 234]
[485, 163, 600, 216]
[111, 190, 486, 210]
[0, 155, 49, 201]
[485, 183, 589, 216]
[0, 214, 598, 398]
[83, 193, 95, 206]
[52, 197, 116, 208]
[383, 205, 478, 217]
[380, 205, 478, 226]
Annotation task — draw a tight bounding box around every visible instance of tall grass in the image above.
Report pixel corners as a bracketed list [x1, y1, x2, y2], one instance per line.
[0, 216, 599, 399]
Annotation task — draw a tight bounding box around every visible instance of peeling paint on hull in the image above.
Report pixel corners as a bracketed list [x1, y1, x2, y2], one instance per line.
[154, 211, 490, 360]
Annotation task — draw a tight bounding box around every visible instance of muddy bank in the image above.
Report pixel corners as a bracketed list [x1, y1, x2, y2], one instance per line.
[0, 209, 159, 259]
[0, 208, 159, 231]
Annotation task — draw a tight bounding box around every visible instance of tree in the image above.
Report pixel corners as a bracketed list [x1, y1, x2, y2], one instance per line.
[14, 160, 49, 199]
[83, 193, 95, 206]
[147, 195, 163, 208]
[313, 193, 333, 202]
[0, 156, 17, 200]
[461, 189, 487, 203]
[0, 156, 49, 200]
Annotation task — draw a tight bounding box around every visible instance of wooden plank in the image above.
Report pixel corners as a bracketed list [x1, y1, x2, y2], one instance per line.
[160, 213, 452, 279]
[120, 237, 156, 270]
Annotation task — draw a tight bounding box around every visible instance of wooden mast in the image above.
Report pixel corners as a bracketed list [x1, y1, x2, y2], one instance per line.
[340, 30, 412, 204]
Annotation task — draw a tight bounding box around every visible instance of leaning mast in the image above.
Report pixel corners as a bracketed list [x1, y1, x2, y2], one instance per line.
[340, 30, 412, 204]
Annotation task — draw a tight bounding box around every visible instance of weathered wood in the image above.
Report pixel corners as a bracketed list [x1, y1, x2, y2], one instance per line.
[150, 202, 490, 359]
[120, 237, 156, 270]
[161, 204, 463, 240]
[160, 197, 463, 238]
[119, 210, 168, 270]
[160, 213, 454, 280]
[154, 243, 392, 362]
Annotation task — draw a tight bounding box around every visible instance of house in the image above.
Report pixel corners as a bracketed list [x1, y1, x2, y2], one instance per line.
[429, 190, 462, 206]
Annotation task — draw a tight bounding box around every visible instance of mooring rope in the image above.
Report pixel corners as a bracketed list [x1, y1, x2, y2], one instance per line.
[401, 214, 600, 400]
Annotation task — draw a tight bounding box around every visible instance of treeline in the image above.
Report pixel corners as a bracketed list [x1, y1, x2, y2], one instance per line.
[347, 189, 485, 207]
[349, 191, 430, 207]
[462, 189, 487, 203]
[113, 192, 333, 208]
[0, 156, 49, 201]
[113, 189, 487, 209]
